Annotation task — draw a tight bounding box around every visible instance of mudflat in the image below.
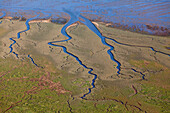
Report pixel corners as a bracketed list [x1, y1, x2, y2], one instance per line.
[0, 19, 170, 113]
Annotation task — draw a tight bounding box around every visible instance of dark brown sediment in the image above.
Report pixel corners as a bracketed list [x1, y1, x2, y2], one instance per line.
[12, 16, 20, 20]
[50, 18, 68, 24]
[20, 17, 27, 21]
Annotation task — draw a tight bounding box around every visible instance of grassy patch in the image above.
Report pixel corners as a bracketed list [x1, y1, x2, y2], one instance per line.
[138, 84, 170, 113]
[129, 60, 167, 71]
[0, 56, 74, 112]
[0, 55, 101, 112]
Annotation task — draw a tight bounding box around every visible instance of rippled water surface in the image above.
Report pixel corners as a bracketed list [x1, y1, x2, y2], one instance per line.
[0, 0, 170, 35]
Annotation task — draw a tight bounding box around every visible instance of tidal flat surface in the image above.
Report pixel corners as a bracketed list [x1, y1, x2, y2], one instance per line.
[0, 19, 169, 113]
[0, 0, 170, 113]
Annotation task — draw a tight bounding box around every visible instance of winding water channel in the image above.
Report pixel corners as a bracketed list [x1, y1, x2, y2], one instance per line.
[1, 0, 170, 35]
[0, 0, 170, 98]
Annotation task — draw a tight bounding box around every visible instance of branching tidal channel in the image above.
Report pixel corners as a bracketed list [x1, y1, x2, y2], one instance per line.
[0, 9, 169, 99]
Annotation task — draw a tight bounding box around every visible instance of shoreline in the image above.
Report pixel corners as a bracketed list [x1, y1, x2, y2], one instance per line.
[1, 16, 169, 36]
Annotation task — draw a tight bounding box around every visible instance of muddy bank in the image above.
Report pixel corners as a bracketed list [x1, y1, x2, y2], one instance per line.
[91, 18, 170, 36]
[1, 15, 169, 36]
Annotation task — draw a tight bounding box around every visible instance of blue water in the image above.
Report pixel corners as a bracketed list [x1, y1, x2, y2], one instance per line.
[8, 13, 41, 67]
[105, 37, 170, 57]
[79, 15, 121, 74]
[0, 11, 6, 18]
[0, 0, 170, 35]
[131, 68, 146, 80]
[0, 0, 170, 98]
[48, 9, 98, 98]
[28, 55, 40, 67]
[47, 43, 97, 98]
[9, 38, 19, 58]
[47, 9, 128, 98]
[0, 11, 6, 23]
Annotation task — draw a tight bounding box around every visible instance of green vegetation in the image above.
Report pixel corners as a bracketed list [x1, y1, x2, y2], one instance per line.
[129, 59, 170, 113]
[0, 56, 145, 113]
[0, 20, 169, 113]
[0, 56, 89, 112]
[1, 53, 169, 113]
[130, 60, 166, 71]
[138, 84, 170, 113]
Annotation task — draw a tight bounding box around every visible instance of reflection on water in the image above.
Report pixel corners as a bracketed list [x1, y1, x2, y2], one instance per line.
[0, 0, 169, 35]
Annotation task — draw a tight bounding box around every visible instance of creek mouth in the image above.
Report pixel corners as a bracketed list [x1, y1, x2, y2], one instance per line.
[0, 7, 170, 98]
[0, 10, 170, 113]
[1, 0, 169, 36]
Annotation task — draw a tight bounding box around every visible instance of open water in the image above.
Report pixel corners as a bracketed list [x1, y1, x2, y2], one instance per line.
[0, 0, 170, 35]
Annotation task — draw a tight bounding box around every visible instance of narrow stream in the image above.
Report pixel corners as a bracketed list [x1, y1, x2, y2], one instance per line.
[48, 9, 98, 98]
[8, 12, 40, 66]
[1, 0, 170, 35]
[79, 15, 121, 75]
[0, 8, 169, 98]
